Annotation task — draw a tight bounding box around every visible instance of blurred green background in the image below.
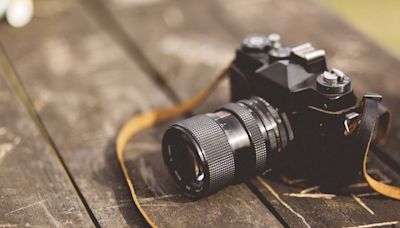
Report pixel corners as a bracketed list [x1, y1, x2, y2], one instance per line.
[318, 0, 400, 59]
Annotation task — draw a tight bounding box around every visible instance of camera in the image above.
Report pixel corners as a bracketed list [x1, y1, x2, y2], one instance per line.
[161, 34, 387, 198]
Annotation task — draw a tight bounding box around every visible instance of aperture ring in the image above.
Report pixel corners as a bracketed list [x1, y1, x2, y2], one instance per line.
[221, 103, 267, 173]
[248, 98, 279, 154]
[254, 97, 288, 152]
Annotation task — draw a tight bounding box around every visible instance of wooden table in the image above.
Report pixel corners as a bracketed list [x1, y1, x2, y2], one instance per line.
[0, 0, 399, 227]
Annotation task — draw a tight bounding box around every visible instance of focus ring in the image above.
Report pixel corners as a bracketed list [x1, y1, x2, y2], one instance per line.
[221, 103, 267, 172]
[176, 115, 235, 193]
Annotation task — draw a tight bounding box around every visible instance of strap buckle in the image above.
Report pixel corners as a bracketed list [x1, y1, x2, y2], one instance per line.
[344, 93, 383, 136]
[363, 93, 383, 102]
[344, 112, 360, 135]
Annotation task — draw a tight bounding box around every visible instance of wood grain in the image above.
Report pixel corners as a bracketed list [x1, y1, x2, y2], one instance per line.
[213, 0, 400, 226]
[92, 0, 400, 226]
[124, 124, 282, 227]
[1, 0, 283, 226]
[251, 153, 400, 227]
[0, 0, 170, 226]
[0, 60, 93, 226]
[1, 0, 399, 226]
[79, 0, 284, 226]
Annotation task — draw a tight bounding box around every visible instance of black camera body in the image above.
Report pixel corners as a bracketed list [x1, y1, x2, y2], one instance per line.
[162, 34, 382, 198]
[230, 35, 358, 185]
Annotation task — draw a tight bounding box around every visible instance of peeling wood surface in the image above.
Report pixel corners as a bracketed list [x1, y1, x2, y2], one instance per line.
[0, 0, 400, 227]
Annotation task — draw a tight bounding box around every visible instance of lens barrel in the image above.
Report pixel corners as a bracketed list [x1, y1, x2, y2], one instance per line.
[162, 97, 292, 198]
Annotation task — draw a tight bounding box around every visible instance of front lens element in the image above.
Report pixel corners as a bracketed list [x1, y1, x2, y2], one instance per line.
[163, 115, 235, 198]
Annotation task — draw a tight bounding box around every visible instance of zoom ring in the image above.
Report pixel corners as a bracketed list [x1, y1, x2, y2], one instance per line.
[176, 115, 235, 193]
[221, 103, 267, 173]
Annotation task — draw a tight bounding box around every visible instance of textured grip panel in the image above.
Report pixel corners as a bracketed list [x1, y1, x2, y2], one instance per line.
[176, 115, 235, 193]
[222, 103, 267, 172]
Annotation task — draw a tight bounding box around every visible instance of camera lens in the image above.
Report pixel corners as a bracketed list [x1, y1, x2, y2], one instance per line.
[162, 97, 292, 198]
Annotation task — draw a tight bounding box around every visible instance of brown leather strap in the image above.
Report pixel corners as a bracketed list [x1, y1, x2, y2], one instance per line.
[115, 70, 399, 227]
[356, 95, 400, 199]
[115, 68, 229, 227]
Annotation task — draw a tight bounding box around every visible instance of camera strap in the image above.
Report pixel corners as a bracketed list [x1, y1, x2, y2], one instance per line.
[354, 95, 400, 199]
[115, 67, 229, 227]
[115, 68, 399, 227]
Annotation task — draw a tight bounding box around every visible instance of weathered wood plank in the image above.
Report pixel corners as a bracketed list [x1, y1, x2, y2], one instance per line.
[91, 0, 237, 112]
[0, 58, 93, 226]
[96, 0, 400, 226]
[251, 154, 400, 227]
[3, 0, 399, 226]
[124, 124, 282, 227]
[1, 0, 282, 226]
[80, 0, 284, 226]
[0, 0, 172, 226]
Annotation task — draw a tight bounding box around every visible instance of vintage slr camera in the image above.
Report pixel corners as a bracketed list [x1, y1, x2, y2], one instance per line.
[162, 34, 384, 198]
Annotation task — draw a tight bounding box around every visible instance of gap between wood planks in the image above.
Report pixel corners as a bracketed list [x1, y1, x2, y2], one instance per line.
[206, 2, 400, 226]
[79, 0, 297, 226]
[0, 46, 101, 228]
[80, 0, 181, 104]
[78, 0, 400, 226]
[373, 146, 400, 175]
